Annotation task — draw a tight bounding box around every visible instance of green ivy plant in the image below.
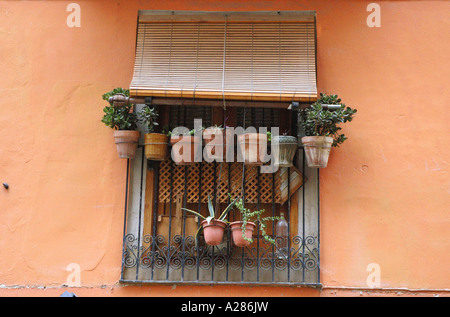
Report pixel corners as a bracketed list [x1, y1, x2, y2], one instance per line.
[101, 88, 138, 131]
[232, 196, 280, 245]
[298, 93, 357, 147]
[140, 105, 159, 133]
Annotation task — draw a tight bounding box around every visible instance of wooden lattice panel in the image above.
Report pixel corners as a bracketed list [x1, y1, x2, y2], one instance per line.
[158, 160, 306, 205]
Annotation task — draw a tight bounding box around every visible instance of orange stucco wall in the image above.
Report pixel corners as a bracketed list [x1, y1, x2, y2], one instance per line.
[0, 0, 448, 297]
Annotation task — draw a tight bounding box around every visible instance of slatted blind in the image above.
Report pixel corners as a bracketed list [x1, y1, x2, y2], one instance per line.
[130, 11, 317, 103]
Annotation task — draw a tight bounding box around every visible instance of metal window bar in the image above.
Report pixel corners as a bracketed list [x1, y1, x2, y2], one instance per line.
[120, 106, 320, 287]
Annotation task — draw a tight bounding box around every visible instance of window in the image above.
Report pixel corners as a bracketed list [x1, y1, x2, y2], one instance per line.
[120, 11, 320, 286]
[120, 105, 320, 286]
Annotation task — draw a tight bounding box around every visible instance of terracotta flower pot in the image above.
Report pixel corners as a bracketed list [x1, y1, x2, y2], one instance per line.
[113, 130, 140, 159]
[203, 128, 227, 162]
[170, 135, 201, 165]
[230, 221, 256, 247]
[272, 135, 298, 167]
[237, 133, 267, 166]
[301, 136, 333, 168]
[144, 133, 168, 161]
[201, 219, 228, 246]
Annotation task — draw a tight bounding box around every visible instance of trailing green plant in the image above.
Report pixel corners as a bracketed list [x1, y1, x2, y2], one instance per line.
[182, 195, 239, 239]
[140, 105, 159, 133]
[298, 93, 357, 147]
[232, 196, 280, 245]
[101, 88, 138, 131]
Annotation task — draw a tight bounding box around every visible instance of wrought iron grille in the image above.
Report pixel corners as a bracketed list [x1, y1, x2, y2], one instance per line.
[120, 106, 320, 286]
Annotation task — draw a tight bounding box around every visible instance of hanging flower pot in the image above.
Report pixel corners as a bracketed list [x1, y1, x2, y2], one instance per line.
[170, 135, 201, 165]
[140, 105, 168, 161]
[182, 195, 239, 246]
[200, 219, 228, 246]
[229, 197, 279, 247]
[298, 93, 357, 168]
[230, 221, 256, 247]
[301, 136, 333, 168]
[237, 133, 267, 166]
[144, 133, 168, 161]
[113, 130, 141, 159]
[272, 135, 298, 167]
[203, 127, 227, 162]
[101, 88, 140, 159]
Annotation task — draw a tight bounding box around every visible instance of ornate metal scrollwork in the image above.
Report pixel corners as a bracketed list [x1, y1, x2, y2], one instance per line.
[125, 233, 319, 272]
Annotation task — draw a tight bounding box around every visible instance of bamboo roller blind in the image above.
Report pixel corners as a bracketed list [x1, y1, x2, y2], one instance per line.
[130, 11, 317, 102]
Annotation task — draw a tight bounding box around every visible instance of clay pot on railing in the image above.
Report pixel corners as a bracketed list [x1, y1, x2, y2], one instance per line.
[170, 135, 201, 165]
[203, 127, 228, 162]
[301, 136, 333, 168]
[230, 221, 256, 247]
[272, 135, 298, 167]
[201, 219, 228, 246]
[237, 133, 267, 166]
[113, 130, 141, 159]
[144, 133, 168, 161]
